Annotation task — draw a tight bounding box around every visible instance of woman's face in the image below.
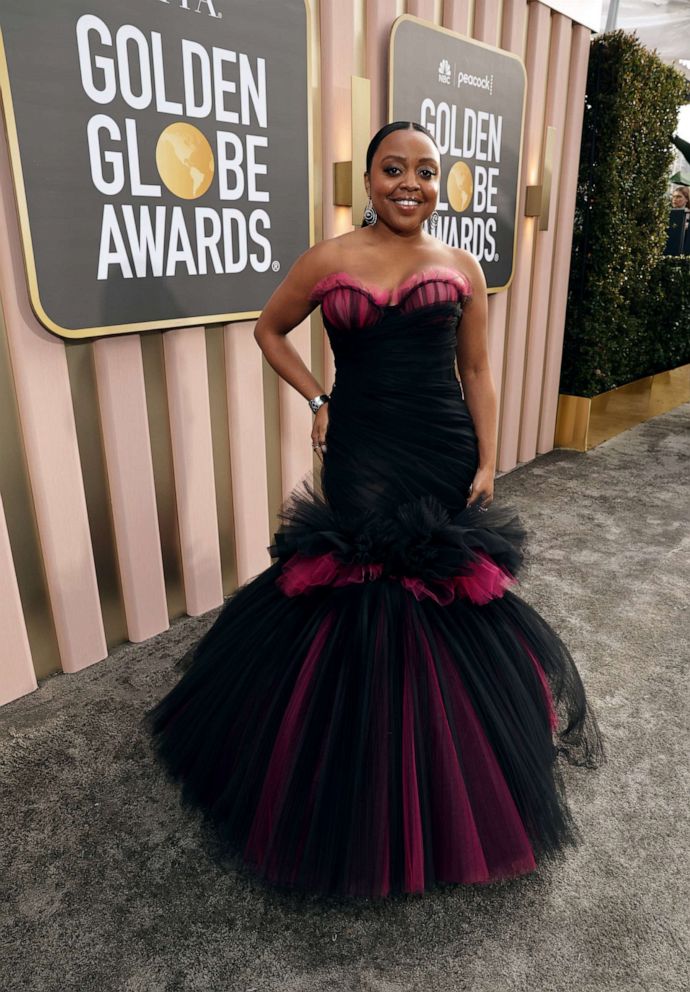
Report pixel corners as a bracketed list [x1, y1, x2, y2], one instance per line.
[671, 188, 688, 208]
[365, 128, 441, 233]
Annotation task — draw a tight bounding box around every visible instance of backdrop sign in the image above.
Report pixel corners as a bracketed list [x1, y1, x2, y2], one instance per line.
[389, 15, 525, 292]
[0, 0, 312, 339]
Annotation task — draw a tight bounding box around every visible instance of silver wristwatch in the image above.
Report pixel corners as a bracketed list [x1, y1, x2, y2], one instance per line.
[308, 393, 330, 414]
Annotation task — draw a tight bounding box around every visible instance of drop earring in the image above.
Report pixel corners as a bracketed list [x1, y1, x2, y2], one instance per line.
[429, 209, 440, 234]
[363, 197, 378, 225]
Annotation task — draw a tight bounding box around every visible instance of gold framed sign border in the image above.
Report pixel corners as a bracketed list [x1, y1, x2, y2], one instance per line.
[0, 0, 315, 340]
[387, 13, 527, 295]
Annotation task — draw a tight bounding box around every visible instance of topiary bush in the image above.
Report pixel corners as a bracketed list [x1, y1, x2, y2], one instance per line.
[561, 30, 688, 397]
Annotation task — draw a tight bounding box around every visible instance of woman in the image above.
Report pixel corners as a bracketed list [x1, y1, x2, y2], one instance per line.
[146, 121, 605, 900]
[670, 184, 690, 210]
[669, 185, 690, 255]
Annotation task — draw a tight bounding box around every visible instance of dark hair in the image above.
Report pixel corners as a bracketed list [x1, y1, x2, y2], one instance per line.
[361, 121, 440, 226]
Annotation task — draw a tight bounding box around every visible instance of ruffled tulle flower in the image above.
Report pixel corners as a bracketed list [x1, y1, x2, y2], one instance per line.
[276, 547, 517, 605]
[269, 478, 527, 589]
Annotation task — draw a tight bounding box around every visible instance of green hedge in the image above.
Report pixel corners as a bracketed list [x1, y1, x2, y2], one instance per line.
[561, 30, 688, 397]
[631, 255, 690, 376]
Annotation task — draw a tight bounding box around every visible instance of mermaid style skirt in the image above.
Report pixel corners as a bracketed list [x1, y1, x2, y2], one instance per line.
[145, 299, 605, 899]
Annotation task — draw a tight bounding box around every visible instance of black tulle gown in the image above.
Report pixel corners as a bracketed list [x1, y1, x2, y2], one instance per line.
[145, 266, 605, 899]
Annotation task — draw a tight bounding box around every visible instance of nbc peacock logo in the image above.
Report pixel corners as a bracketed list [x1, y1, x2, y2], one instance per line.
[438, 58, 451, 85]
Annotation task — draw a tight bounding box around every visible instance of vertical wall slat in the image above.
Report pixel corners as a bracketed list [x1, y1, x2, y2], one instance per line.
[64, 343, 128, 648]
[407, 0, 436, 19]
[443, 0, 472, 34]
[471, 0, 507, 425]
[0, 128, 107, 674]
[538, 23, 591, 453]
[497, 0, 551, 472]
[320, 3, 355, 242]
[93, 336, 169, 641]
[366, 0, 399, 132]
[0, 491, 36, 705]
[518, 12, 572, 462]
[492, 0, 529, 411]
[163, 327, 223, 616]
[204, 327, 238, 597]
[224, 322, 271, 585]
[484, 0, 529, 411]
[472, 0, 500, 42]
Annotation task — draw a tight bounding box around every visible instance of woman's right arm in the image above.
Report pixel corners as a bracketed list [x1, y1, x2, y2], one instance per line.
[252, 242, 333, 403]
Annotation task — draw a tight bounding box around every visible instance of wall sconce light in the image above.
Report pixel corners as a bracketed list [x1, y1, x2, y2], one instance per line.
[525, 125, 556, 231]
[333, 75, 371, 221]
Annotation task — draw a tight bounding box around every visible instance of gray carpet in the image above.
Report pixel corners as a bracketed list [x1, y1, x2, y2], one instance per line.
[2, 405, 689, 992]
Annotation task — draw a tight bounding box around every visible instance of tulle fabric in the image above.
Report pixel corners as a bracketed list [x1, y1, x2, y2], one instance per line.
[275, 546, 517, 606]
[145, 274, 605, 900]
[308, 266, 473, 331]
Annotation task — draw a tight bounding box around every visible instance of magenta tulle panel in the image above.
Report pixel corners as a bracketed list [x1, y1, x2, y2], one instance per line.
[320, 280, 383, 328]
[402, 615, 536, 886]
[522, 639, 560, 733]
[451, 553, 517, 603]
[369, 607, 392, 897]
[244, 612, 335, 870]
[276, 548, 516, 606]
[275, 550, 383, 595]
[401, 659, 425, 891]
[430, 631, 538, 878]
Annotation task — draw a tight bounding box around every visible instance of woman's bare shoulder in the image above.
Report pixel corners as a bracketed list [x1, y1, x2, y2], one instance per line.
[262, 236, 349, 310]
[287, 231, 368, 289]
[445, 247, 486, 293]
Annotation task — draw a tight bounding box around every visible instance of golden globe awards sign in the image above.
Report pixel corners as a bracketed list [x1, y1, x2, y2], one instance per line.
[389, 15, 525, 292]
[0, 0, 312, 338]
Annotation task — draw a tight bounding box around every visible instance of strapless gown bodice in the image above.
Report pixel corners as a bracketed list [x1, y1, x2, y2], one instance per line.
[309, 266, 474, 397]
[306, 267, 477, 517]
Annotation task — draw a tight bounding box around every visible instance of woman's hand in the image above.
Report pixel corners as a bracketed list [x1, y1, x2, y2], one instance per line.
[311, 404, 330, 461]
[466, 464, 495, 510]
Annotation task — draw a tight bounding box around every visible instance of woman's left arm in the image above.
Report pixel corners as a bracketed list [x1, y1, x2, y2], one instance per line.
[453, 251, 497, 507]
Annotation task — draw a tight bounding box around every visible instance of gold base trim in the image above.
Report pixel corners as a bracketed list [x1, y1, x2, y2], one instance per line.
[555, 363, 690, 451]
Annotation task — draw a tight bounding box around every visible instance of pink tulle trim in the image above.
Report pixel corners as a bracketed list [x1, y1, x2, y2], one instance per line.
[308, 268, 474, 331]
[308, 267, 473, 331]
[525, 644, 560, 733]
[309, 266, 473, 310]
[276, 549, 516, 605]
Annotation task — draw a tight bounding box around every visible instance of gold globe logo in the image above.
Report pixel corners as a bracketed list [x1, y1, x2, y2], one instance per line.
[156, 123, 215, 200]
[446, 161, 473, 213]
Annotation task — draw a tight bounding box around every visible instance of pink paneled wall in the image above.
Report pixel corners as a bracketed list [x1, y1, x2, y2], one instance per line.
[162, 328, 224, 616]
[537, 23, 592, 454]
[498, 1, 552, 471]
[0, 0, 594, 705]
[223, 322, 273, 585]
[518, 12, 572, 464]
[0, 124, 107, 676]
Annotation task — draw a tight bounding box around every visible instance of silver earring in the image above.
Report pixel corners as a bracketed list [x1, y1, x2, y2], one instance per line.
[429, 210, 440, 234]
[363, 197, 377, 225]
